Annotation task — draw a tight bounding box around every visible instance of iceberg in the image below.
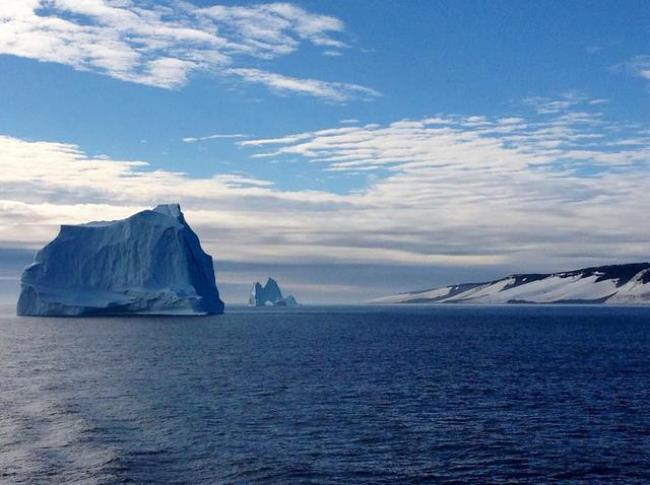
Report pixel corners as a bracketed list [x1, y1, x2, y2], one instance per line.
[17, 204, 225, 316]
[249, 278, 297, 306]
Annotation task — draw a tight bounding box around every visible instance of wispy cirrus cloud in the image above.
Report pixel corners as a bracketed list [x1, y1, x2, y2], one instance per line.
[182, 133, 249, 143]
[621, 55, 650, 81]
[523, 92, 608, 114]
[200, 2, 348, 51]
[227, 68, 381, 102]
[0, 0, 375, 101]
[237, 96, 650, 268]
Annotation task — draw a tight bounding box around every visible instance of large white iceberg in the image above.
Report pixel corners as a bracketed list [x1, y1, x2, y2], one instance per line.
[17, 204, 225, 316]
[249, 278, 297, 306]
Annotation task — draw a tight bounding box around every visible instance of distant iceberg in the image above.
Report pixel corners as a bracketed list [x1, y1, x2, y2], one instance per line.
[17, 204, 225, 316]
[249, 278, 297, 306]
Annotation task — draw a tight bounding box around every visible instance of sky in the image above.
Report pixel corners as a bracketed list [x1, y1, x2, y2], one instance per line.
[1, 0, 650, 304]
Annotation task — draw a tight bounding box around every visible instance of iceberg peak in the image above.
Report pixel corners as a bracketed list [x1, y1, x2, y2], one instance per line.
[152, 203, 183, 219]
[249, 277, 297, 306]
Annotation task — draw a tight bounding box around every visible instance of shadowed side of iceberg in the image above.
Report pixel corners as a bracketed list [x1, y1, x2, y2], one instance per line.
[17, 204, 225, 316]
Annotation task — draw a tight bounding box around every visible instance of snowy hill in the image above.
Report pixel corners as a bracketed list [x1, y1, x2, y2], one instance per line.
[17, 204, 224, 316]
[373, 263, 650, 305]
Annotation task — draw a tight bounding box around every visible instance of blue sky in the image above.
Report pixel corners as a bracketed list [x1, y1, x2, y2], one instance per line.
[1, 0, 649, 303]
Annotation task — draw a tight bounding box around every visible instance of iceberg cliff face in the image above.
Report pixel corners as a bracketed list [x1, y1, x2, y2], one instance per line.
[249, 278, 297, 306]
[373, 263, 650, 305]
[17, 204, 225, 316]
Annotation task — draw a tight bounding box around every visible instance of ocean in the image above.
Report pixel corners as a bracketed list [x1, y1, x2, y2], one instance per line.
[1, 304, 650, 483]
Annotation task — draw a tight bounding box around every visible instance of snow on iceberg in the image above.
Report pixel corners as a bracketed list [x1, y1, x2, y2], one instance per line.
[17, 204, 225, 316]
[249, 278, 297, 306]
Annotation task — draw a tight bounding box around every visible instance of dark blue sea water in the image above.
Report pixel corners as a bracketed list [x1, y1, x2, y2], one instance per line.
[2, 305, 650, 483]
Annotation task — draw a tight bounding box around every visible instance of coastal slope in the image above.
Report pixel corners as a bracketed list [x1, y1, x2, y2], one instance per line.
[373, 263, 650, 305]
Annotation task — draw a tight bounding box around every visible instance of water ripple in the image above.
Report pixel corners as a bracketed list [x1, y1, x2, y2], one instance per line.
[1, 305, 650, 482]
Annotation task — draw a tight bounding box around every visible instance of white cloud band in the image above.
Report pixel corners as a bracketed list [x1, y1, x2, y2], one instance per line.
[0, 0, 376, 100]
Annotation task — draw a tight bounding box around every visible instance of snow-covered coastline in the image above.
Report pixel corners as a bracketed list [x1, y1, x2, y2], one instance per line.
[373, 264, 650, 305]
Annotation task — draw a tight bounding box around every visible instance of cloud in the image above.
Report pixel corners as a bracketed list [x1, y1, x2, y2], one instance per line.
[227, 68, 380, 102]
[200, 2, 347, 51]
[522, 92, 602, 114]
[0, 1, 372, 100]
[621, 55, 650, 81]
[238, 99, 650, 269]
[0, 134, 359, 264]
[182, 133, 249, 143]
[2, 97, 650, 297]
